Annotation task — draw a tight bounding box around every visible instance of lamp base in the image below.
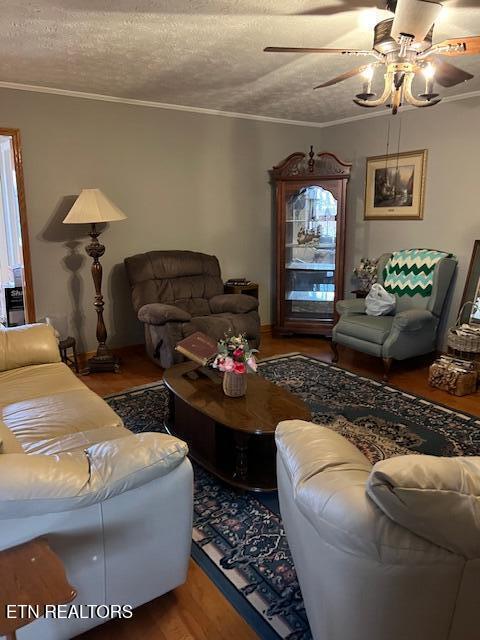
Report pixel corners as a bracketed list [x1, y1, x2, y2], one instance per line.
[86, 353, 120, 374]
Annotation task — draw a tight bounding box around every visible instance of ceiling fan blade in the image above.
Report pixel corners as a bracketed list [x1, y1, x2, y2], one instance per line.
[391, 0, 443, 43]
[264, 46, 374, 55]
[430, 36, 480, 57]
[442, 0, 480, 7]
[431, 58, 474, 87]
[293, 0, 388, 15]
[313, 64, 380, 89]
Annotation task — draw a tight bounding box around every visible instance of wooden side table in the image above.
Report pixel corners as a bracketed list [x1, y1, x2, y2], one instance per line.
[59, 336, 79, 373]
[224, 282, 259, 299]
[0, 538, 76, 640]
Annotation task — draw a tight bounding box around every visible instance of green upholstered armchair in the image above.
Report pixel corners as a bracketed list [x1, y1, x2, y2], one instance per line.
[332, 250, 457, 378]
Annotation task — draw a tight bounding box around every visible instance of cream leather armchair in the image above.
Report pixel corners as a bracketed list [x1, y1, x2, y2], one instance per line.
[276, 420, 479, 640]
[0, 324, 193, 640]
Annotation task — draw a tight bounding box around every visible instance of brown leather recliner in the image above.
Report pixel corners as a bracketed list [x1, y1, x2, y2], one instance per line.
[124, 250, 261, 368]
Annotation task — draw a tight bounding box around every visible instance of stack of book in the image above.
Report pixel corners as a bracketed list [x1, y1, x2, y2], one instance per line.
[225, 278, 253, 286]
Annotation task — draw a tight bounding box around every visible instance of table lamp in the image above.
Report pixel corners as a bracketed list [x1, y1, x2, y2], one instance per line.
[63, 189, 127, 373]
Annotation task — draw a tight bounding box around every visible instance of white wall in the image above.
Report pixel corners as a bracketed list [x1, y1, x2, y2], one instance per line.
[0, 88, 322, 351]
[321, 97, 480, 346]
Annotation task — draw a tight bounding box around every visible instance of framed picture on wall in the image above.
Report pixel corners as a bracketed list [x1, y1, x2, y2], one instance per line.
[364, 149, 427, 220]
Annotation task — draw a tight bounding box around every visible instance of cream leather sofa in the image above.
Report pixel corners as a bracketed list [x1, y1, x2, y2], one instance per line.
[0, 324, 193, 640]
[276, 420, 480, 640]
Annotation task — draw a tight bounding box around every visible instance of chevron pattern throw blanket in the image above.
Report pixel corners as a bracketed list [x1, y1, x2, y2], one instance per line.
[383, 249, 451, 298]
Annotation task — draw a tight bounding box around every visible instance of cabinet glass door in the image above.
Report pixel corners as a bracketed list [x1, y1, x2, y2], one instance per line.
[284, 185, 337, 321]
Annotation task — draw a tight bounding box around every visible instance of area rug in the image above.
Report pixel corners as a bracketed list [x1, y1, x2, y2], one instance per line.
[105, 354, 480, 640]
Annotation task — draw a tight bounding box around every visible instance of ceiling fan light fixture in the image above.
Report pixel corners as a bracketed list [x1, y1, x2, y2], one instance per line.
[391, 0, 443, 44]
[422, 62, 436, 79]
[403, 71, 442, 107]
[418, 91, 440, 99]
[421, 61, 436, 94]
[264, 0, 479, 116]
[358, 65, 376, 97]
[361, 65, 375, 82]
[355, 92, 377, 100]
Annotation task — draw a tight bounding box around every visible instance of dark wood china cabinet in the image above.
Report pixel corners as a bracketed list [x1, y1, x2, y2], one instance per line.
[270, 147, 351, 336]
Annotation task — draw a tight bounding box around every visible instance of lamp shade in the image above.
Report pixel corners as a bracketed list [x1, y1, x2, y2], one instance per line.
[63, 189, 127, 224]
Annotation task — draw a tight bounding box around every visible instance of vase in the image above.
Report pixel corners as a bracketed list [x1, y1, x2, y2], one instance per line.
[223, 371, 247, 397]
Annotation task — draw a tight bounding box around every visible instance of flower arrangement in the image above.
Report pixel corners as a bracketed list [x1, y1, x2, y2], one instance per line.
[353, 258, 378, 293]
[211, 334, 257, 375]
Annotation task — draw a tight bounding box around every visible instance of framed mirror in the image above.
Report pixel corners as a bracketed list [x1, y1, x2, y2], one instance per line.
[459, 240, 480, 325]
[0, 128, 35, 325]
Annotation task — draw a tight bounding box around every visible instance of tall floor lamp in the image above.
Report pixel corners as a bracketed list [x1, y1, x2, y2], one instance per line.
[63, 189, 127, 373]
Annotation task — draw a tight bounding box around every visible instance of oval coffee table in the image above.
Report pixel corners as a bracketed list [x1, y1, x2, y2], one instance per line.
[163, 362, 311, 492]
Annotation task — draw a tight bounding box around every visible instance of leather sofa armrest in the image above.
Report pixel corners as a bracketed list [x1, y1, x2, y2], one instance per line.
[276, 419, 371, 487]
[392, 309, 434, 331]
[209, 294, 259, 314]
[367, 455, 480, 559]
[0, 433, 189, 518]
[138, 303, 192, 325]
[336, 299, 366, 316]
[276, 420, 455, 563]
[0, 324, 61, 372]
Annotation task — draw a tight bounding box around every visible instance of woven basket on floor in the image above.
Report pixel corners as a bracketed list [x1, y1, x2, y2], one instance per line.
[223, 371, 247, 397]
[448, 331, 480, 355]
[447, 302, 480, 356]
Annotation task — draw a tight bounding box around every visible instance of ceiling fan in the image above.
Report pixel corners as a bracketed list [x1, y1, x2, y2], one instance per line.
[264, 0, 480, 114]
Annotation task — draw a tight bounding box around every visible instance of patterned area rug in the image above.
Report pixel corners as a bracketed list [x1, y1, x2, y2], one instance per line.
[105, 354, 480, 640]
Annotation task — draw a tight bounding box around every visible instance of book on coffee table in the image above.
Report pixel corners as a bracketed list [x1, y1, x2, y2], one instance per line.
[175, 331, 218, 366]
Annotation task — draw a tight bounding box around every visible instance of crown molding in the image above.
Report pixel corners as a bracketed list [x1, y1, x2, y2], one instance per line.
[0, 80, 479, 130]
[0, 81, 326, 128]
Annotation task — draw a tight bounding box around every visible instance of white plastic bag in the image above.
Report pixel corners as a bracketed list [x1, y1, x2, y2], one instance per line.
[365, 283, 396, 317]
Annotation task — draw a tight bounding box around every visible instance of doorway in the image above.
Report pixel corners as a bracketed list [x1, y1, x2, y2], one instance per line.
[0, 128, 34, 325]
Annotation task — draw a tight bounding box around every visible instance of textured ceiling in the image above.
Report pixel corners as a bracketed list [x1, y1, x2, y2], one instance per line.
[1, 0, 480, 124]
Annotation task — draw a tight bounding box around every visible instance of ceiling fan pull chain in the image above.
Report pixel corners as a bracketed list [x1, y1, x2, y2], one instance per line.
[396, 116, 403, 167]
[385, 118, 392, 170]
[394, 115, 403, 196]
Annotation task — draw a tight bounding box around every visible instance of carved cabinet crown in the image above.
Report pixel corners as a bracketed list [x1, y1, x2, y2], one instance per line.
[270, 146, 352, 181]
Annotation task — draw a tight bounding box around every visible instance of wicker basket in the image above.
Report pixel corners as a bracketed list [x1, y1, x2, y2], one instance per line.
[448, 331, 480, 354]
[223, 371, 247, 397]
[447, 302, 480, 357]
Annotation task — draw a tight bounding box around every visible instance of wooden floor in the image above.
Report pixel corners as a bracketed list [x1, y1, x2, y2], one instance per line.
[78, 334, 480, 640]
[77, 560, 258, 640]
